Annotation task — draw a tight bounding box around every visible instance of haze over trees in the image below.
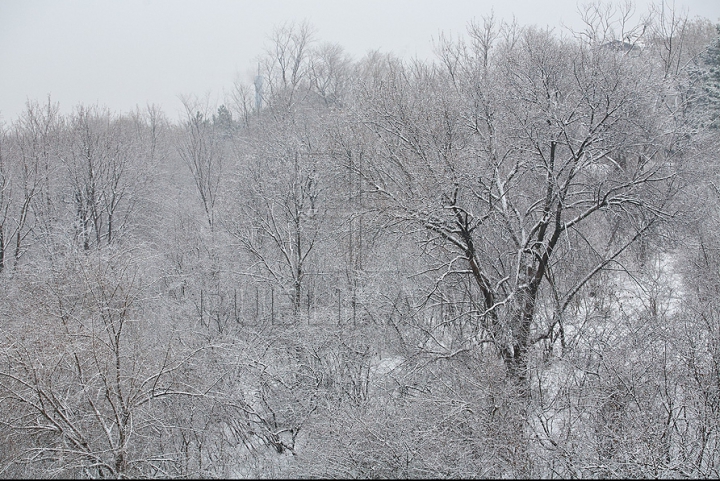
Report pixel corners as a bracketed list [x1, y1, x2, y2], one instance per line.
[1, 1, 720, 478]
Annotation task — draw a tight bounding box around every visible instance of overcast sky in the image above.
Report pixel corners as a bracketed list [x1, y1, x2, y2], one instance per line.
[1, 0, 719, 124]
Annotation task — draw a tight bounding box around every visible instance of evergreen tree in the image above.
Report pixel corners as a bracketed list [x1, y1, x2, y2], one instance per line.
[693, 25, 720, 128]
[213, 104, 236, 137]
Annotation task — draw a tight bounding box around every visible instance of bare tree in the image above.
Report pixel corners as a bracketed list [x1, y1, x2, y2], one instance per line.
[0, 99, 61, 272]
[229, 130, 323, 320]
[63, 106, 144, 249]
[575, 0, 649, 48]
[308, 42, 353, 107]
[229, 81, 255, 128]
[260, 21, 316, 111]
[354, 20, 679, 391]
[0, 247, 218, 477]
[178, 98, 225, 230]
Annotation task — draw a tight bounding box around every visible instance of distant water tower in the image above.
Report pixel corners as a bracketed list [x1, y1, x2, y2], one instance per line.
[254, 65, 263, 111]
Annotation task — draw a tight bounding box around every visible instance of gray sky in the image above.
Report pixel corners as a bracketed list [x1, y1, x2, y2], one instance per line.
[1, 0, 719, 124]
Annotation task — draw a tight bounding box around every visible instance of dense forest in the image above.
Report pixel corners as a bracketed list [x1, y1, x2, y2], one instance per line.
[2, 2, 720, 478]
